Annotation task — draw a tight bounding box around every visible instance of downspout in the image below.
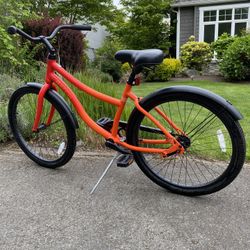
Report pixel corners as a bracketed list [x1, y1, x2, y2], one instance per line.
[173, 8, 180, 59]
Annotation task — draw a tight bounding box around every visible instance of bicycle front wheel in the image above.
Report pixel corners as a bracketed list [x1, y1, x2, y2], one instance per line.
[8, 85, 76, 168]
[126, 92, 245, 196]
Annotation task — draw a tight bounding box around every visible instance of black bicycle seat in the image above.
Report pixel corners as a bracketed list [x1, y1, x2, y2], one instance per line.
[115, 49, 164, 70]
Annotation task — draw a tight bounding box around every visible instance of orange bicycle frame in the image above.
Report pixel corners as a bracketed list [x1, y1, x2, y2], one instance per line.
[32, 59, 185, 156]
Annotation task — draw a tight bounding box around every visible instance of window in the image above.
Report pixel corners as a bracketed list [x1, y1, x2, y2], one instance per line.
[204, 25, 215, 43]
[235, 8, 248, 20]
[219, 9, 232, 21]
[200, 4, 250, 44]
[204, 11, 217, 22]
[235, 22, 247, 35]
[218, 23, 231, 36]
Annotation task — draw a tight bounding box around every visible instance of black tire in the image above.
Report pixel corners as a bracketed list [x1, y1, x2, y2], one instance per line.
[8, 85, 76, 168]
[126, 92, 246, 196]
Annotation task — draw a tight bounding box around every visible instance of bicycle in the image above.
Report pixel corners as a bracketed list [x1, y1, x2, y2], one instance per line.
[7, 25, 246, 196]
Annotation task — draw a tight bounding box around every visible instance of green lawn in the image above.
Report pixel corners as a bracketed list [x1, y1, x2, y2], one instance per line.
[114, 80, 250, 160]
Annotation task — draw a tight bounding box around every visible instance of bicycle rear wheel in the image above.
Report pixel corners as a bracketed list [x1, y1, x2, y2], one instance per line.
[126, 92, 245, 195]
[8, 85, 76, 168]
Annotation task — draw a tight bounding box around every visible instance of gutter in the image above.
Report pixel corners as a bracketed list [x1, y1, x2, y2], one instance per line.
[171, 0, 249, 8]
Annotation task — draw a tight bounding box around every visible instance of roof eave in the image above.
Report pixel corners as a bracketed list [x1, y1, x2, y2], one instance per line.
[171, 0, 249, 8]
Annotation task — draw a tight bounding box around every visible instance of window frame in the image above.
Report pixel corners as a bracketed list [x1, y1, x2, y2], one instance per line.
[199, 3, 250, 43]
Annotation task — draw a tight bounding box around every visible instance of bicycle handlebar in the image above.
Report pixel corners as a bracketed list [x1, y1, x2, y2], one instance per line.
[7, 24, 92, 42]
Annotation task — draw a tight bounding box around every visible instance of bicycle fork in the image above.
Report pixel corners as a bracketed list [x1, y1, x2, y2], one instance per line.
[32, 83, 56, 132]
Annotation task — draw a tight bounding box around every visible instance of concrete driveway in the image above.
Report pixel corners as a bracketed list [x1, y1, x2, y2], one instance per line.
[0, 147, 250, 250]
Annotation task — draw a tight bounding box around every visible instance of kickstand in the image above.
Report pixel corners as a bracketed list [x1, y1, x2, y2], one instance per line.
[90, 153, 120, 195]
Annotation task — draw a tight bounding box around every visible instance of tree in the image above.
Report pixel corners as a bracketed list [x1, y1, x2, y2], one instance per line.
[28, 0, 117, 25]
[28, 0, 57, 16]
[0, 0, 37, 69]
[110, 0, 171, 51]
[23, 17, 86, 71]
[56, 0, 116, 24]
[95, 37, 123, 82]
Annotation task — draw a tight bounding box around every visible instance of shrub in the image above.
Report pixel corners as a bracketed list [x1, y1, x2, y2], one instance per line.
[95, 37, 123, 82]
[0, 104, 9, 142]
[219, 35, 250, 81]
[0, 74, 22, 101]
[212, 33, 237, 60]
[0, 0, 37, 74]
[156, 58, 182, 81]
[180, 36, 213, 71]
[146, 58, 182, 82]
[0, 73, 22, 142]
[119, 63, 132, 84]
[23, 17, 86, 71]
[121, 62, 131, 73]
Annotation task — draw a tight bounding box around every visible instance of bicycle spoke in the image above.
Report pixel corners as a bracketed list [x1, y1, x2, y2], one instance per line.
[185, 106, 203, 133]
[191, 116, 218, 143]
[187, 112, 216, 138]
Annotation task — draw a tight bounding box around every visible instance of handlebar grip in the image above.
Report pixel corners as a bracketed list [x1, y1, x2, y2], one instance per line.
[7, 26, 17, 35]
[63, 25, 92, 31]
[72, 25, 92, 31]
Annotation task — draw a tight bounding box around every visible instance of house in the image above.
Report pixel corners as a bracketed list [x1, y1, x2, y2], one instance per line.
[171, 0, 250, 58]
[85, 23, 109, 61]
[85, 0, 121, 60]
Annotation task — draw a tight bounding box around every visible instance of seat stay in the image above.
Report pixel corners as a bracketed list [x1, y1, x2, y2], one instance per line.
[154, 107, 186, 136]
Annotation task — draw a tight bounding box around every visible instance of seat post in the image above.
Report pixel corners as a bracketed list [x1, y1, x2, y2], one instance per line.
[127, 65, 143, 85]
[127, 70, 136, 85]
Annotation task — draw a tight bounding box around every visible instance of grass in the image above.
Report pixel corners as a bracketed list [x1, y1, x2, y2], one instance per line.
[0, 68, 47, 142]
[65, 71, 118, 148]
[0, 74, 23, 142]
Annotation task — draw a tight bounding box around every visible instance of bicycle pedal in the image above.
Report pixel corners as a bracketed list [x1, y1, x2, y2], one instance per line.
[96, 117, 113, 132]
[117, 154, 134, 168]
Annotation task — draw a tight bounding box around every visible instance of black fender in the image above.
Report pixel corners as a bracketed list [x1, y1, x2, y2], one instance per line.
[26, 82, 79, 129]
[138, 85, 243, 120]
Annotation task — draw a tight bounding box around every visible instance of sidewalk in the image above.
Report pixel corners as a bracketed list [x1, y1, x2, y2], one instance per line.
[0, 149, 250, 249]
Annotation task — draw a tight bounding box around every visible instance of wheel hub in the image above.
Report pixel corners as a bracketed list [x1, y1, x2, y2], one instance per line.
[177, 135, 191, 149]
